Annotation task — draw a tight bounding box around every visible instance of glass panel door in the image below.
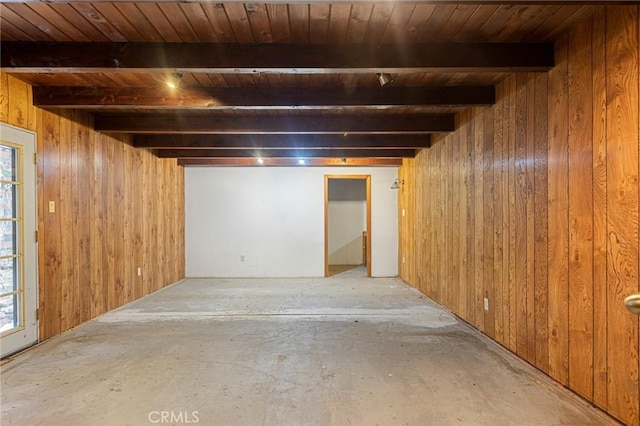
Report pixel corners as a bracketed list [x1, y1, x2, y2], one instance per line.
[0, 145, 20, 334]
[0, 124, 37, 358]
[0, 145, 22, 335]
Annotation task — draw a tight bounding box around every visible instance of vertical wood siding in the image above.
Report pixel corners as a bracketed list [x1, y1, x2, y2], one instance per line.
[398, 7, 640, 425]
[0, 73, 185, 340]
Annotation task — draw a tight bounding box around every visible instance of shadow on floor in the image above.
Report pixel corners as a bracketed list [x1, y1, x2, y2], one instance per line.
[327, 264, 365, 277]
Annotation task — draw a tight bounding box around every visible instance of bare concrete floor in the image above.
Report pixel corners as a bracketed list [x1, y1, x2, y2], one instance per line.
[1, 276, 612, 426]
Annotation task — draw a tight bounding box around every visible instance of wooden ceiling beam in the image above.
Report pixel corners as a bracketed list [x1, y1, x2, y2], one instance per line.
[178, 158, 404, 167]
[134, 134, 431, 149]
[95, 114, 455, 134]
[157, 149, 417, 159]
[33, 86, 495, 109]
[2, 42, 554, 74]
[0, 1, 630, 5]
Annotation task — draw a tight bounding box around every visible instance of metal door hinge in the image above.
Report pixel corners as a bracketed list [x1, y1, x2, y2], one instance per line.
[33, 153, 38, 165]
[35, 308, 39, 320]
[34, 230, 38, 242]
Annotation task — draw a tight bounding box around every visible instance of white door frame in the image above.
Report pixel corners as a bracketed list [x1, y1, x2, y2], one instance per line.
[0, 123, 38, 358]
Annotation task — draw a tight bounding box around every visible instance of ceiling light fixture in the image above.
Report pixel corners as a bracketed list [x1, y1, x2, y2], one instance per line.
[298, 159, 306, 165]
[165, 72, 183, 89]
[390, 178, 404, 189]
[257, 157, 264, 165]
[376, 72, 394, 87]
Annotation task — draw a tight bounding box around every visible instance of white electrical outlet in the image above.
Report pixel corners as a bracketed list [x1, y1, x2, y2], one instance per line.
[137, 267, 142, 277]
[483, 297, 489, 311]
[402, 256, 405, 264]
[402, 209, 405, 217]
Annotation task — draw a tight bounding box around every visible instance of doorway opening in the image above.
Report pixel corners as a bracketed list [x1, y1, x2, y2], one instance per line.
[324, 175, 371, 278]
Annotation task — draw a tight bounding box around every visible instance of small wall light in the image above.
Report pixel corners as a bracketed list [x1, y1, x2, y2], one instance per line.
[376, 72, 394, 87]
[390, 178, 404, 189]
[298, 159, 306, 165]
[257, 157, 264, 165]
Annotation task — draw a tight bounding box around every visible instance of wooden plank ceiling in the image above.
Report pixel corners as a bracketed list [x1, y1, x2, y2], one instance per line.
[0, 1, 608, 166]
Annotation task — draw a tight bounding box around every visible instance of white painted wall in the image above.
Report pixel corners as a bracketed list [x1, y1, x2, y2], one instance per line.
[185, 167, 398, 277]
[328, 179, 366, 265]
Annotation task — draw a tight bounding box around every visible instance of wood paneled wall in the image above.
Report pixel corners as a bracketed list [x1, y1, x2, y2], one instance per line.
[399, 6, 640, 425]
[1, 72, 185, 341]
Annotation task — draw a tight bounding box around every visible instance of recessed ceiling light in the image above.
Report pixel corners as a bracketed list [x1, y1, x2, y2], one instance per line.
[165, 72, 182, 89]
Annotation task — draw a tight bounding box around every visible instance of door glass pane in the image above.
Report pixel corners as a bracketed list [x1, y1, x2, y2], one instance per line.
[0, 183, 17, 219]
[0, 145, 17, 181]
[0, 220, 17, 256]
[0, 293, 18, 333]
[0, 144, 21, 336]
[0, 257, 18, 293]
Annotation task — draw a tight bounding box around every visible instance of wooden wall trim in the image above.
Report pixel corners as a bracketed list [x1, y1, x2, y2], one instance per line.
[0, 72, 186, 341]
[398, 6, 640, 424]
[548, 32, 570, 387]
[604, 6, 639, 422]
[567, 17, 595, 401]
